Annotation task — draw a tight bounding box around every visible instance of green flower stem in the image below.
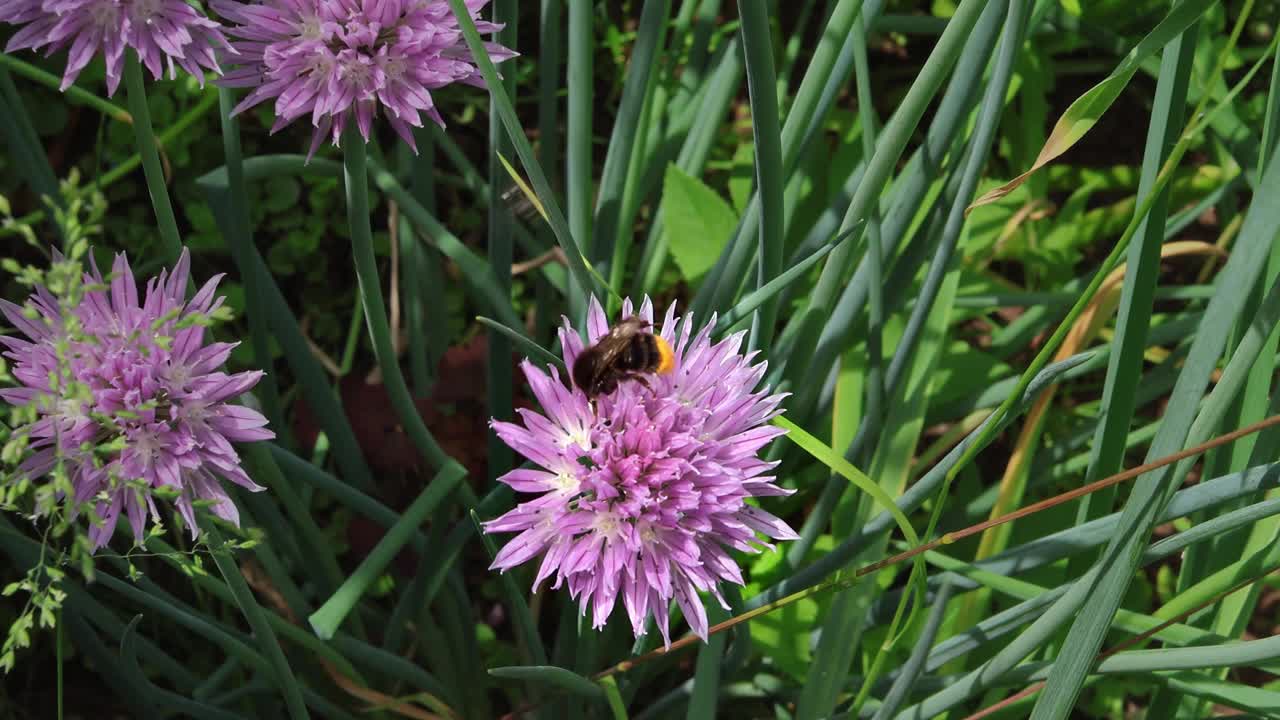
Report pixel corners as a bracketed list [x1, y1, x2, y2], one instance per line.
[565, 0, 593, 316]
[243, 444, 344, 595]
[0, 67, 59, 204]
[342, 129, 452, 472]
[200, 519, 309, 720]
[736, 0, 785, 352]
[56, 606, 64, 720]
[487, 0, 517, 477]
[1, 88, 217, 238]
[0, 53, 131, 123]
[446, 0, 600, 302]
[141, 536, 367, 685]
[472, 511, 548, 666]
[122, 52, 183, 263]
[216, 87, 287, 441]
[309, 461, 466, 639]
[268, 443, 429, 553]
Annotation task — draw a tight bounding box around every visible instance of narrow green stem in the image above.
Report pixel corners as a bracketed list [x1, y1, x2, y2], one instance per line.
[851, 13, 885, 450]
[2, 90, 217, 238]
[56, 606, 64, 720]
[487, 0, 517, 477]
[343, 128, 451, 471]
[591, 0, 670, 268]
[243, 444, 344, 593]
[566, 0, 593, 315]
[201, 519, 309, 720]
[141, 536, 367, 685]
[737, 0, 786, 352]
[218, 87, 286, 438]
[936, 16, 1278, 518]
[122, 52, 182, 263]
[309, 462, 466, 639]
[0, 53, 132, 123]
[338, 291, 364, 377]
[0, 67, 59, 204]
[446, 0, 599, 308]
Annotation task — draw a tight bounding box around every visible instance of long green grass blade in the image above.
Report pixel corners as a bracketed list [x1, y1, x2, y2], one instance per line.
[736, 0, 785, 352]
[592, 0, 670, 266]
[122, 53, 183, 262]
[489, 665, 605, 700]
[446, 0, 599, 300]
[200, 521, 309, 720]
[1033, 61, 1280, 720]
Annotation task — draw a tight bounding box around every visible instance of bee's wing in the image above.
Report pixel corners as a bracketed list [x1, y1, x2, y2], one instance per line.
[592, 330, 633, 371]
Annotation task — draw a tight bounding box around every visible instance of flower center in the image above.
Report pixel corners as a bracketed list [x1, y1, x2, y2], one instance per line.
[130, 0, 162, 24]
[298, 15, 324, 41]
[132, 431, 161, 463]
[304, 52, 335, 78]
[553, 470, 579, 494]
[342, 58, 371, 85]
[89, 1, 120, 28]
[592, 513, 621, 539]
[164, 364, 190, 392]
[383, 57, 406, 81]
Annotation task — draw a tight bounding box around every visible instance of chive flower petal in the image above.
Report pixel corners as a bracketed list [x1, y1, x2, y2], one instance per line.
[484, 297, 797, 644]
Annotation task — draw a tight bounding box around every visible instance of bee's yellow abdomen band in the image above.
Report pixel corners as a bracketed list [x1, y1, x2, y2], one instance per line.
[655, 335, 676, 375]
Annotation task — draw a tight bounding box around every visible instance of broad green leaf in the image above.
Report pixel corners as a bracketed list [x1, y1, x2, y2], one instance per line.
[744, 536, 836, 681]
[662, 164, 738, 285]
[967, 0, 1216, 211]
[774, 416, 920, 552]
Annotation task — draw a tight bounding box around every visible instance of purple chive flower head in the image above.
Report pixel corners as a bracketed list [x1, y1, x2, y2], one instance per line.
[0, 249, 273, 550]
[0, 0, 229, 96]
[211, 0, 516, 155]
[484, 298, 797, 644]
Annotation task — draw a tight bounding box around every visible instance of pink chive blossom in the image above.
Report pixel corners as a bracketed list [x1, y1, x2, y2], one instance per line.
[0, 0, 229, 97]
[211, 0, 517, 155]
[0, 249, 273, 551]
[483, 297, 797, 644]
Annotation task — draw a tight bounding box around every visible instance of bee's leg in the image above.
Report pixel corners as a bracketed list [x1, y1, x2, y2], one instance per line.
[630, 373, 654, 393]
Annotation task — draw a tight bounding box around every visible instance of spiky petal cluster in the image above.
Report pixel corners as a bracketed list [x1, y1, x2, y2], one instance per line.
[0, 249, 274, 550]
[484, 298, 797, 643]
[0, 0, 228, 96]
[211, 0, 516, 154]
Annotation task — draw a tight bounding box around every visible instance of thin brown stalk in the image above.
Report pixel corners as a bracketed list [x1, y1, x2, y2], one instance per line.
[859, 412, 1280, 579]
[593, 412, 1280, 680]
[962, 568, 1278, 720]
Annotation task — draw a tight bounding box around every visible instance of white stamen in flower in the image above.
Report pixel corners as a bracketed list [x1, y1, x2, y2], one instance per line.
[298, 15, 324, 41]
[130, 0, 162, 24]
[552, 470, 580, 494]
[89, 0, 121, 28]
[592, 512, 621, 539]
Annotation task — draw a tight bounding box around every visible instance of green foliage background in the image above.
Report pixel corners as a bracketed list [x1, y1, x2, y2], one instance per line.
[3, 1, 1280, 718]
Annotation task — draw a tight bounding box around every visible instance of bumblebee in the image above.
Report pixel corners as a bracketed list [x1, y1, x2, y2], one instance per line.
[572, 316, 675, 397]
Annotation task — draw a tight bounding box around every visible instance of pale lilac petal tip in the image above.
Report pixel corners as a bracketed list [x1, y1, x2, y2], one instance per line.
[0, 0, 227, 94]
[211, 0, 514, 153]
[0, 248, 275, 551]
